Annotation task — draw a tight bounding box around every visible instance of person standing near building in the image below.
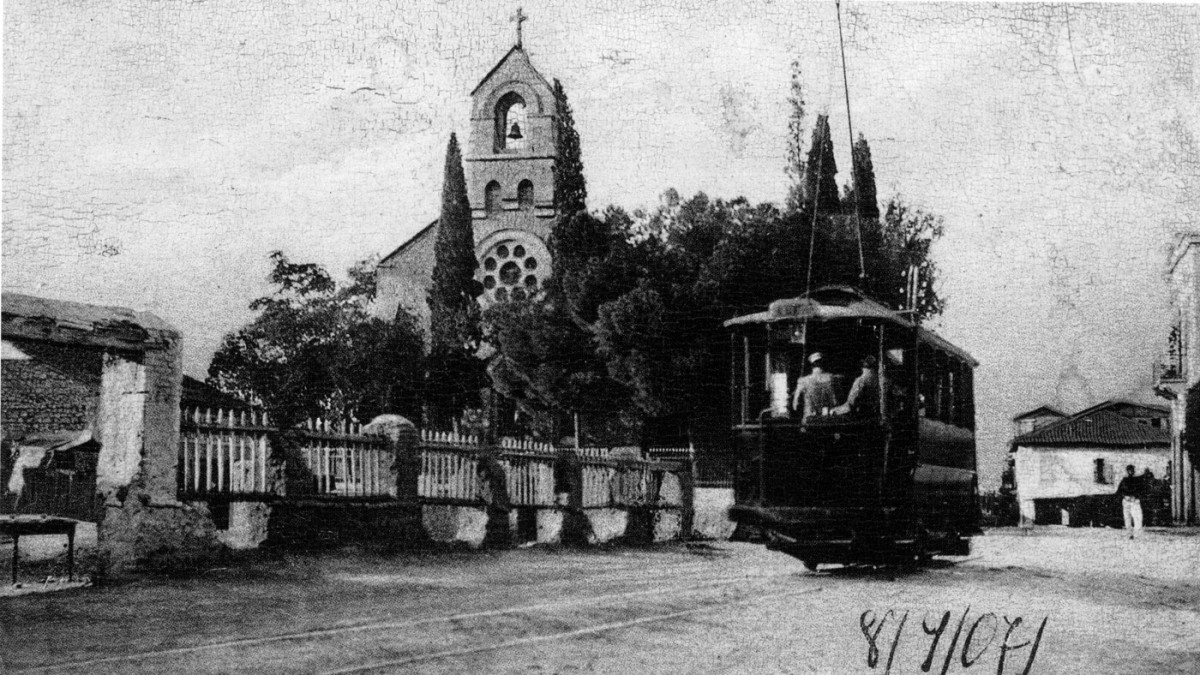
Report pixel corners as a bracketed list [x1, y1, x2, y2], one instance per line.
[1116, 464, 1144, 539]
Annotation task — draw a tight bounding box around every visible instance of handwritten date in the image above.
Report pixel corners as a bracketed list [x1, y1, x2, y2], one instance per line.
[860, 606, 1048, 674]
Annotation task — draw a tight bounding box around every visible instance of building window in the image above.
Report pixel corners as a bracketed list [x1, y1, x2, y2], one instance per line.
[495, 92, 527, 152]
[1094, 458, 1113, 484]
[485, 181, 501, 215]
[480, 238, 545, 304]
[517, 180, 534, 210]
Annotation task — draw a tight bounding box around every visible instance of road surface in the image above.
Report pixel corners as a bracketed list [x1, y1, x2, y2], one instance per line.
[2, 528, 1197, 674]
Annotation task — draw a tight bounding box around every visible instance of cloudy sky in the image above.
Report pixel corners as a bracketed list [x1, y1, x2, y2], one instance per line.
[4, 1, 1198, 487]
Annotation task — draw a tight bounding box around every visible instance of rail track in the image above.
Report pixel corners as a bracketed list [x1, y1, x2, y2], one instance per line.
[16, 567, 819, 675]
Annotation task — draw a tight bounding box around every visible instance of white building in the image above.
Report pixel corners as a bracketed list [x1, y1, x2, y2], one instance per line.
[1155, 233, 1200, 525]
[1012, 402, 1169, 526]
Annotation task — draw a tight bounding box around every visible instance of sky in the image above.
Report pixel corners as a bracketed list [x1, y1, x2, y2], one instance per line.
[4, 1, 1199, 488]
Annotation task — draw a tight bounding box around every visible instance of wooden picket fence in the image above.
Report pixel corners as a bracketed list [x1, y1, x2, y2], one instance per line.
[299, 417, 392, 498]
[500, 451, 558, 507]
[418, 446, 480, 503]
[179, 409, 693, 510]
[179, 407, 272, 496]
[179, 407, 391, 499]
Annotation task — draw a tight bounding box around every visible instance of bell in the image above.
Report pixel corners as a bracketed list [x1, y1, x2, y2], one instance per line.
[507, 122, 523, 140]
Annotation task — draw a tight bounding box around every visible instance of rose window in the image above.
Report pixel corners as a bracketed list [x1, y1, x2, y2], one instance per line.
[478, 236, 548, 304]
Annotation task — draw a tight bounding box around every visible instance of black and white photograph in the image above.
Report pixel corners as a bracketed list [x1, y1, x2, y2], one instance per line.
[2, 2, 1198, 673]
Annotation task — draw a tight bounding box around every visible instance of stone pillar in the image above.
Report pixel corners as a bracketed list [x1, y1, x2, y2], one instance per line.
[95, 339, 219, 575]
[478, 450, 513, 549]
[556, 450, 591, 546]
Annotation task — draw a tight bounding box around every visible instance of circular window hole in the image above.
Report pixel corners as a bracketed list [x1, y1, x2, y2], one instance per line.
[513, 245, 526, 258]
[499, 261, 521, 285]
[524, 275, 538, 288]
[484, 258, 497, 271]
[496, 245, 510, 259]
[512, 288, 527, 301]
[484, 276, 496, 289]
[524, 257, 538, 270]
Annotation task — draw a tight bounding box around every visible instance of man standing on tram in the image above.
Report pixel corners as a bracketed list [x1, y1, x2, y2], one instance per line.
[833, 355, 880, 418]
[791, 352, 839, 420]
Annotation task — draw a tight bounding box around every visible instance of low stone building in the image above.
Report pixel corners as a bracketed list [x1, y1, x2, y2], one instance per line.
[1011, 402, 1170, 527]
[2, 292, 220, 575]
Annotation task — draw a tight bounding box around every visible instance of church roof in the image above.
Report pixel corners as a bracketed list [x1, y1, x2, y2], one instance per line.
[1013, 409, 1169, 448]
[379, 219, 439, 266]
[470, 45, 553, 97]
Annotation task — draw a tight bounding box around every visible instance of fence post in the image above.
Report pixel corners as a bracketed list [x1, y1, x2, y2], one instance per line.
[556, 449, 591, 546]
[678, 453, 696, 540]
[361, 415, 420, 502]
[477, 449, 513, 549]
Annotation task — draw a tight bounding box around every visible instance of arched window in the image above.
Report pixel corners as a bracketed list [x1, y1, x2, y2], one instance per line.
[495, 92, 527, 152]
[517, 180, 534, 210]
[485, 181, 501, 215]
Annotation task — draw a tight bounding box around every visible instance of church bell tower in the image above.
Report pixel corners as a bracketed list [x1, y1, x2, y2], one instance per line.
[464, 10, 558, 304]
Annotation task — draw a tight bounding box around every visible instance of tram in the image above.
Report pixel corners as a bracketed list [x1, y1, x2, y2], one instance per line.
[725, 286, 981, 569]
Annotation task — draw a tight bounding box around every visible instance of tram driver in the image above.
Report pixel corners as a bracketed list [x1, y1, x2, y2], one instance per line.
[833, 355, 880, 418]
[791, 352, 839, 420]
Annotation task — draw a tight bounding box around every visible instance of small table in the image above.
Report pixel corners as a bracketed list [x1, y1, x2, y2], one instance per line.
[0, 515, 79, 584]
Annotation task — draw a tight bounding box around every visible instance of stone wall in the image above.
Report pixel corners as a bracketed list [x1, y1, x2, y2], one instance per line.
[1, 339, 102, 440]
[262, 500, 425, 549]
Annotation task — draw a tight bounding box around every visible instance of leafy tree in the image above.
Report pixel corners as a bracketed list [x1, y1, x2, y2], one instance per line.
[880, 198, 945, 318]
[208, 252, 425, 428]
[426, 132, 485, 428]
[803, 114, 841, 215]
[553, 79, 587, 219]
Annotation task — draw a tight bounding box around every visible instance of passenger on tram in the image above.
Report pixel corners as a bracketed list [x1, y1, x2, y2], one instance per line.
[833, 355, 880, 418]
[791, 352, 839, 420]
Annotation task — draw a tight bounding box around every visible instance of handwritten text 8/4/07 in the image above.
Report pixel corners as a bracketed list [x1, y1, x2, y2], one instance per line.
[860, 606, 1048, 675]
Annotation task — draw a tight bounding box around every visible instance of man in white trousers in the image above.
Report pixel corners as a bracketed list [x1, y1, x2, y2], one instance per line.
[1116, 464, 1144, 539]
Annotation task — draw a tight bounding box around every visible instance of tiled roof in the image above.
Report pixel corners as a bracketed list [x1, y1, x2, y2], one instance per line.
[181, 376, 254, 410]
[1013, 409, 1169, 447]
[1012, 405, 1066, 421]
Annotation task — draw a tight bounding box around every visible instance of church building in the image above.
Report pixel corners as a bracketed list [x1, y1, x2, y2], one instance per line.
[375, 28, 561, 328]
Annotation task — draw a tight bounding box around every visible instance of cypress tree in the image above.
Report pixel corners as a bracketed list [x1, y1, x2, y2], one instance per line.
[848, 133, 880, 221]
[804, 114, 841, 215]
[784, 60, 808, 214]
[427, 132, 483, 426]
[552, 78, 587, 219]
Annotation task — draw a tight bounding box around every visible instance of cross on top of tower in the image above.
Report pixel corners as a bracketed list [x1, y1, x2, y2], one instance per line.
[511, 7, 527, 48]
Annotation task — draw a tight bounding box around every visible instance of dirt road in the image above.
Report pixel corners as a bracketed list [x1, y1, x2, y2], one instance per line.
[2, 528, 1197, 674]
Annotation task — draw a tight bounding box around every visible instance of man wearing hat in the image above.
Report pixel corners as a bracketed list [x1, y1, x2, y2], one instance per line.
[834, 355, 880, 418]
[791, 352, 839, 420]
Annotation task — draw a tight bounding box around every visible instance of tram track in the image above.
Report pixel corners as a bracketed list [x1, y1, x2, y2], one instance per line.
[15, 567, 812, 675]
[319, 583, 823, 675]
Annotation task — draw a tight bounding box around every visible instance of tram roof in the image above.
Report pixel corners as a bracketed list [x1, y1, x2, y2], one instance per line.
[723, 286, 978, 366]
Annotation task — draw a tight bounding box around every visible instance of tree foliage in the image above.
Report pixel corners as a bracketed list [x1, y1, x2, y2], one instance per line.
[208, 252, 425, 427]
[844, 133, 880, 221]
[803, 114, 841, 215]
[784, 60, 808, 214]
[552, 79, 587, 219]
[426, 132, 485, 427]
[484, 73, 945, 446]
